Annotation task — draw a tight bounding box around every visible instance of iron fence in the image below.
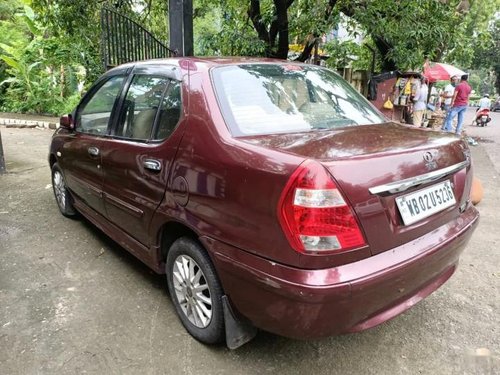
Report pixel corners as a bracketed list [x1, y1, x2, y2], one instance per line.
[101, 7, 176, 70]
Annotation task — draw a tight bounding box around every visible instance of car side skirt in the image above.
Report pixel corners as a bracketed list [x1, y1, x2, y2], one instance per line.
[73, 200, 163, 273]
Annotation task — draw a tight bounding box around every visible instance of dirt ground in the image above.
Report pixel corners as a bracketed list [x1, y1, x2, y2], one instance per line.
[0, 109, 499, 374]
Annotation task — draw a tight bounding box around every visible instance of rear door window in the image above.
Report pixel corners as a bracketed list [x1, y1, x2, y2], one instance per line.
[115, 75, 170, 140]
[153, 80, 182, 140]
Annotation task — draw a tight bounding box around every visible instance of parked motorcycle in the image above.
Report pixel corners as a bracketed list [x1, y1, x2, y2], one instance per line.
[473, 108, 491, 127]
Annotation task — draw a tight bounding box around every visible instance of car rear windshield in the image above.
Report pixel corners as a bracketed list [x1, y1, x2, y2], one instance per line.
[211, 64, 385, 136]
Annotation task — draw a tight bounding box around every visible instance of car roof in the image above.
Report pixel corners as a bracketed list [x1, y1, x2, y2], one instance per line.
[138, 56, 293, 66]
[105, 57, 308, 77]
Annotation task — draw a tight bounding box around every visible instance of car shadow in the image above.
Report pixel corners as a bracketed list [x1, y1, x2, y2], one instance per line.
[74, 213, 436, 362]
[78, 216, 167, 293]
[75, 214, 295, 347]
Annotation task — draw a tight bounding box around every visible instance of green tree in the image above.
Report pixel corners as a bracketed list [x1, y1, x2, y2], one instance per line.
[198, 0, 499, 72]
[292, 0, 499, 71]
[194, 1, 267, 56]
[0, 0, 26, 108]
[31, 0, 105, 83]
[0, 2, 83, 113]
[469, 19, 500, 94]
[2, 0, 499, 115]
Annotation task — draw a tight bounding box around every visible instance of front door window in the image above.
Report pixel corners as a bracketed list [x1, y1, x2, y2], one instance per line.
[77, 76, 125, 135]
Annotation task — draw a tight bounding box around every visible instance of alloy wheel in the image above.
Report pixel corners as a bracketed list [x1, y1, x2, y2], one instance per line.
[172, 255, 213, 328]
[53, 170, 66, 211]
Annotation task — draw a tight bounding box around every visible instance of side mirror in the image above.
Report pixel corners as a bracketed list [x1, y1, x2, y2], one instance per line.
[60, 114, 74, 130]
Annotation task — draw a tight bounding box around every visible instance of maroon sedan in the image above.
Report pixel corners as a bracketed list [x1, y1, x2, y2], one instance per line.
[49, 58, 479, 348]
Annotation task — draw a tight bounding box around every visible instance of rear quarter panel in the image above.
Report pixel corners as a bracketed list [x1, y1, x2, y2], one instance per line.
[153, 65, 304, 266]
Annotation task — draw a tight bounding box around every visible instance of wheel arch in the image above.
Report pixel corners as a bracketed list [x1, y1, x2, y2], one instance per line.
[158, 221, 201, 263]
[49, 154, 57, 168]
[157, 220, 257, 347]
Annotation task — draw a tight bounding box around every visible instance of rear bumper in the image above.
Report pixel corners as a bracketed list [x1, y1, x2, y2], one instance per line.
[202, 205, 479, 340]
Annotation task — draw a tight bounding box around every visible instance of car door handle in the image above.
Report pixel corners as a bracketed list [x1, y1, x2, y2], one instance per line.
[88, 147, 100, 157]
[143, 159, 162, 171]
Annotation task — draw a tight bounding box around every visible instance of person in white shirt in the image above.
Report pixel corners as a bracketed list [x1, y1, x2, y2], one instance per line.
[478, 94, 491, 110]
[441, 76, 458, 111]
[413, 77, 429, 127]
[440, 76, 458, 131]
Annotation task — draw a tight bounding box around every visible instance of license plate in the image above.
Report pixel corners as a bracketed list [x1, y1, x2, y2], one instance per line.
[396, 181, 456, 226]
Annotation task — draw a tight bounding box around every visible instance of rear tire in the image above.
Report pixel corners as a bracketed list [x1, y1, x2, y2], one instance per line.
[166, 237, 225, 345]
[51, 163, 77, 217]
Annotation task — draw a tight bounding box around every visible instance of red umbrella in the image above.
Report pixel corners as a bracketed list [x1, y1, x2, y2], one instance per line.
[423, 62, 467, 82]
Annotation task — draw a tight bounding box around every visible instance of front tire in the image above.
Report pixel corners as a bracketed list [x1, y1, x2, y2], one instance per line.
[51, 163, 77, 217]
[166, 238, 225, 344]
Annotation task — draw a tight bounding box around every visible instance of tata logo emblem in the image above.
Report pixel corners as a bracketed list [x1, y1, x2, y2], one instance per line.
[424, 152, 437, 170]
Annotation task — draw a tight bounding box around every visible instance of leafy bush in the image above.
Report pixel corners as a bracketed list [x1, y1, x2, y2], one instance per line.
[0, 2, 87, 115]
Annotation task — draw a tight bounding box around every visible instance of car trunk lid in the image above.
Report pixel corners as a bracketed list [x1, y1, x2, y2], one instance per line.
[241, 123, 472, 255]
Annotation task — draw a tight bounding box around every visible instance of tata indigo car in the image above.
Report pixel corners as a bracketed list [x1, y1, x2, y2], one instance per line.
[49, 58, 479, 348]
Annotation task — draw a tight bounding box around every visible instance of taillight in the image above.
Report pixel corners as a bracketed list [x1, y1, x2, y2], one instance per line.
[278, 160, 366, 253]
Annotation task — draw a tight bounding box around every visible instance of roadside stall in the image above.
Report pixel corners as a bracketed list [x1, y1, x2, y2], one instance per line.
[368, 71, 423, 124]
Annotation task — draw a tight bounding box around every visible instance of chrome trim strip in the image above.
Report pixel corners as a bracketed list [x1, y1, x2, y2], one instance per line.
[369, 160, 469, 195]
[104, 193, 144, 218]
[69, 175, 103, 198]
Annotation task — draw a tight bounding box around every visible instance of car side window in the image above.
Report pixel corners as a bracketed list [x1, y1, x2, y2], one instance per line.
[116, 75, 169, 140]
[77, 76, 125, 135]
[153, 80, 182, 140]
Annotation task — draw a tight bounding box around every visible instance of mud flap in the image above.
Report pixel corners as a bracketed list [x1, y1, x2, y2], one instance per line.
[222, 295, 257, 349]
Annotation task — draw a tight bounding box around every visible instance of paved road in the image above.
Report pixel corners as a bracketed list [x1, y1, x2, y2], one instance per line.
[465, 109, 500, 173]
[0, 109, 499, 374]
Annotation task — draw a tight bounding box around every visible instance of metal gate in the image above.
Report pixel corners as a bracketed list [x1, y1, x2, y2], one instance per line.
[101, 7, 176, 70]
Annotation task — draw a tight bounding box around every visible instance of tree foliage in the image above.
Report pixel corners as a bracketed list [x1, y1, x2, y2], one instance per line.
[1, 0, 499, 115]
[194, 0, 499, 93]
[0, 0, 83, 113]
[194, 0, 267, 56]
[0, 0, 171, 114]
[468, 18, 500, 94]
[239, 0, 498, 71]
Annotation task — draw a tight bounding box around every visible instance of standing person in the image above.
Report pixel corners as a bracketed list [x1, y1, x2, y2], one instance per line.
[441, 76, 458, 111]
[443, 74, 472, 134]
[412, 77, 429, 127]
[440, 76, 458, 130]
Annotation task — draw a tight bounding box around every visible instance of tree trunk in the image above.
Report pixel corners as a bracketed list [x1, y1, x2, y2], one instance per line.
[295, 36, 318, 62]
[372, 36, 398, 71]
[295, 0, 338, 63]
[273, 0, 290, 59]
[248, 0, 293, 59]
[339, 3, 398, 72]
[248, 0, 270, 45]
